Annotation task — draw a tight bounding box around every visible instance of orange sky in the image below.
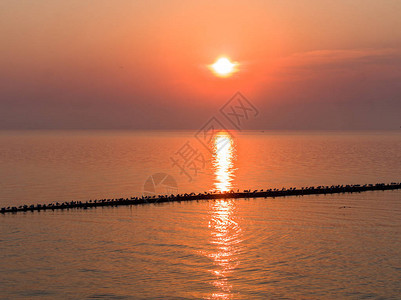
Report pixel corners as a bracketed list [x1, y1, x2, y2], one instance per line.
[1, 0, 401, 129]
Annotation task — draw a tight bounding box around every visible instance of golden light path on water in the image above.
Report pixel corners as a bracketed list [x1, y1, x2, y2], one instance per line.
[208, 199, 243, 299]
[207, 132, 242, 299]
[212, 132, 236, 192]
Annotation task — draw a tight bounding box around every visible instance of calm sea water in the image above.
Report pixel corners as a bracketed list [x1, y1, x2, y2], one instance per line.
[1, 130, 401, 299]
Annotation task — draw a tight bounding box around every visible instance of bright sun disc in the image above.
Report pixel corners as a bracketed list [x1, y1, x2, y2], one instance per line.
[210, 57, 237, 77]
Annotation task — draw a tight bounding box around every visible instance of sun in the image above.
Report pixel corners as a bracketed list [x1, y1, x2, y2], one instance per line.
[210, 57, 237, 77]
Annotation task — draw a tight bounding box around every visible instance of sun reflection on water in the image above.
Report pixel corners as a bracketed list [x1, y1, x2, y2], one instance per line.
[212, 132, 236, 192]
[207, 199, 243, 299]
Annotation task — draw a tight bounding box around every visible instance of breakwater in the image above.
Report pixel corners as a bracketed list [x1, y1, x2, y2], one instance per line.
[1, 182, 400, 214]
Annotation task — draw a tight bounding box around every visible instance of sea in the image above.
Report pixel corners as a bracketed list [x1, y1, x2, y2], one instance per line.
[1, 130, 400, 299]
